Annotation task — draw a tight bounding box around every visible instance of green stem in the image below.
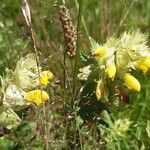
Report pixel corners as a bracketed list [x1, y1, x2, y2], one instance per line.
[74, 0, 89, 38]
[73, 0, 83, 102]
[63, 51, 66, 90]
[135, 75, 148, 121]
[72, 0, 83, 149]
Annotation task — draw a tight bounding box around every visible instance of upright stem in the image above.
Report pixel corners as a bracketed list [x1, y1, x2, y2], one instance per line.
[63, 51, 66, 90]
[73, 0, 83, 101]
[72, 0, 83, 149]
[30, 27, 48, 149]
[148, 3, 150, 44]
[74, 0, 89, 38]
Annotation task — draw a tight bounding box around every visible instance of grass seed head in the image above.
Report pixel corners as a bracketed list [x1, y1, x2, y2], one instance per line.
[60, 4, 77, 57]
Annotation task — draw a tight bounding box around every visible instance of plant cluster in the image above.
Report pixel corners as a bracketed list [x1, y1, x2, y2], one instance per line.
[0, 0, 150, 149]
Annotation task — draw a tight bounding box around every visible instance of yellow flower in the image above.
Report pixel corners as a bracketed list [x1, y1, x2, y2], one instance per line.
[40, 71, 54, 86]
[93, 47, 106, 59]
[142, 58, 150, 68]
[136, 62, 148, 73]
[123, 73, 141, 92]
[106, 64, 116, 80]
[136, 58, 150, 73]
[96, 80, 104, 100]
[25, 90, 49, 106]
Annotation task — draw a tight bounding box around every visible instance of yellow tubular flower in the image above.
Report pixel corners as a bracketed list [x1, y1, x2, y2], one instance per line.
[123, 73, 141, 92]
[136, 62, 148, 73]
[142, 58, 150, 68]
[25, 90, 49, 106]
[40, 71, 54, 86]
[106, 64, 116, 80]
[96, 80, 104, 101]
[136, 58, 150, 73]
[93, 47, 106, 59]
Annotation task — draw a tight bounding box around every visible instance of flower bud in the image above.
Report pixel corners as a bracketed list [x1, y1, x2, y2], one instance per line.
[123, 73, 141, 92]
[106, 64, 116, 80]
[93, 47, 106, 59]
[96, 80, 104, 100]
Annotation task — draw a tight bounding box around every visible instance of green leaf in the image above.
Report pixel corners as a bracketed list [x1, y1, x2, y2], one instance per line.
[89, 36, 101, 52]
[0, 137, 14, 150]
[80, 52, 89, 63]
[100, 110, 114, 127]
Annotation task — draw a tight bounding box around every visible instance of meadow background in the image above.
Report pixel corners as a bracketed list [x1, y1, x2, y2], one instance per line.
[0, 0, 150, 149]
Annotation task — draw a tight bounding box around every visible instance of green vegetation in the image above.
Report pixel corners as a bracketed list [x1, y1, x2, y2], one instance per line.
[0, 0, 150, 149]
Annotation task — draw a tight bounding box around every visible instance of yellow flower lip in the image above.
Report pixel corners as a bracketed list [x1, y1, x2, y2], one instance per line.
[96, 80, 104, 101]
[40, 71, 54, 86]
[93, 47, 107, 59]
[142, 58, 150, 68]
[106, 64, 116, 80]
[123, 73, 141, 92]
[136, 63, 148, 73]
[136, 58, 150, 73]
[25, 90, 49, 106]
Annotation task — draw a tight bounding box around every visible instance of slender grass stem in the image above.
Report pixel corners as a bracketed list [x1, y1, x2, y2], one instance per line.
[73, 0, 83, 102]
[63, 51, 66, 90]
[148, 4, 150, 44]
[116, 0, 135, 34]
[72, 0, 84, 149]
[74, 0, 89, 38]
[30, 27, 48, 149]
[22, 0, 50, 147]
[135, 75, 148, 121]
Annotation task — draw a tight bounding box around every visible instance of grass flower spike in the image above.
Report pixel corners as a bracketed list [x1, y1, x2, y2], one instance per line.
[93, 47, 107, 59]
[123, 73, 141, 92]
[25, 90, 49, 106]
[96, 80, 104, 100]
[106, 64, 116, 80]
[40, 71, 54, 86]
